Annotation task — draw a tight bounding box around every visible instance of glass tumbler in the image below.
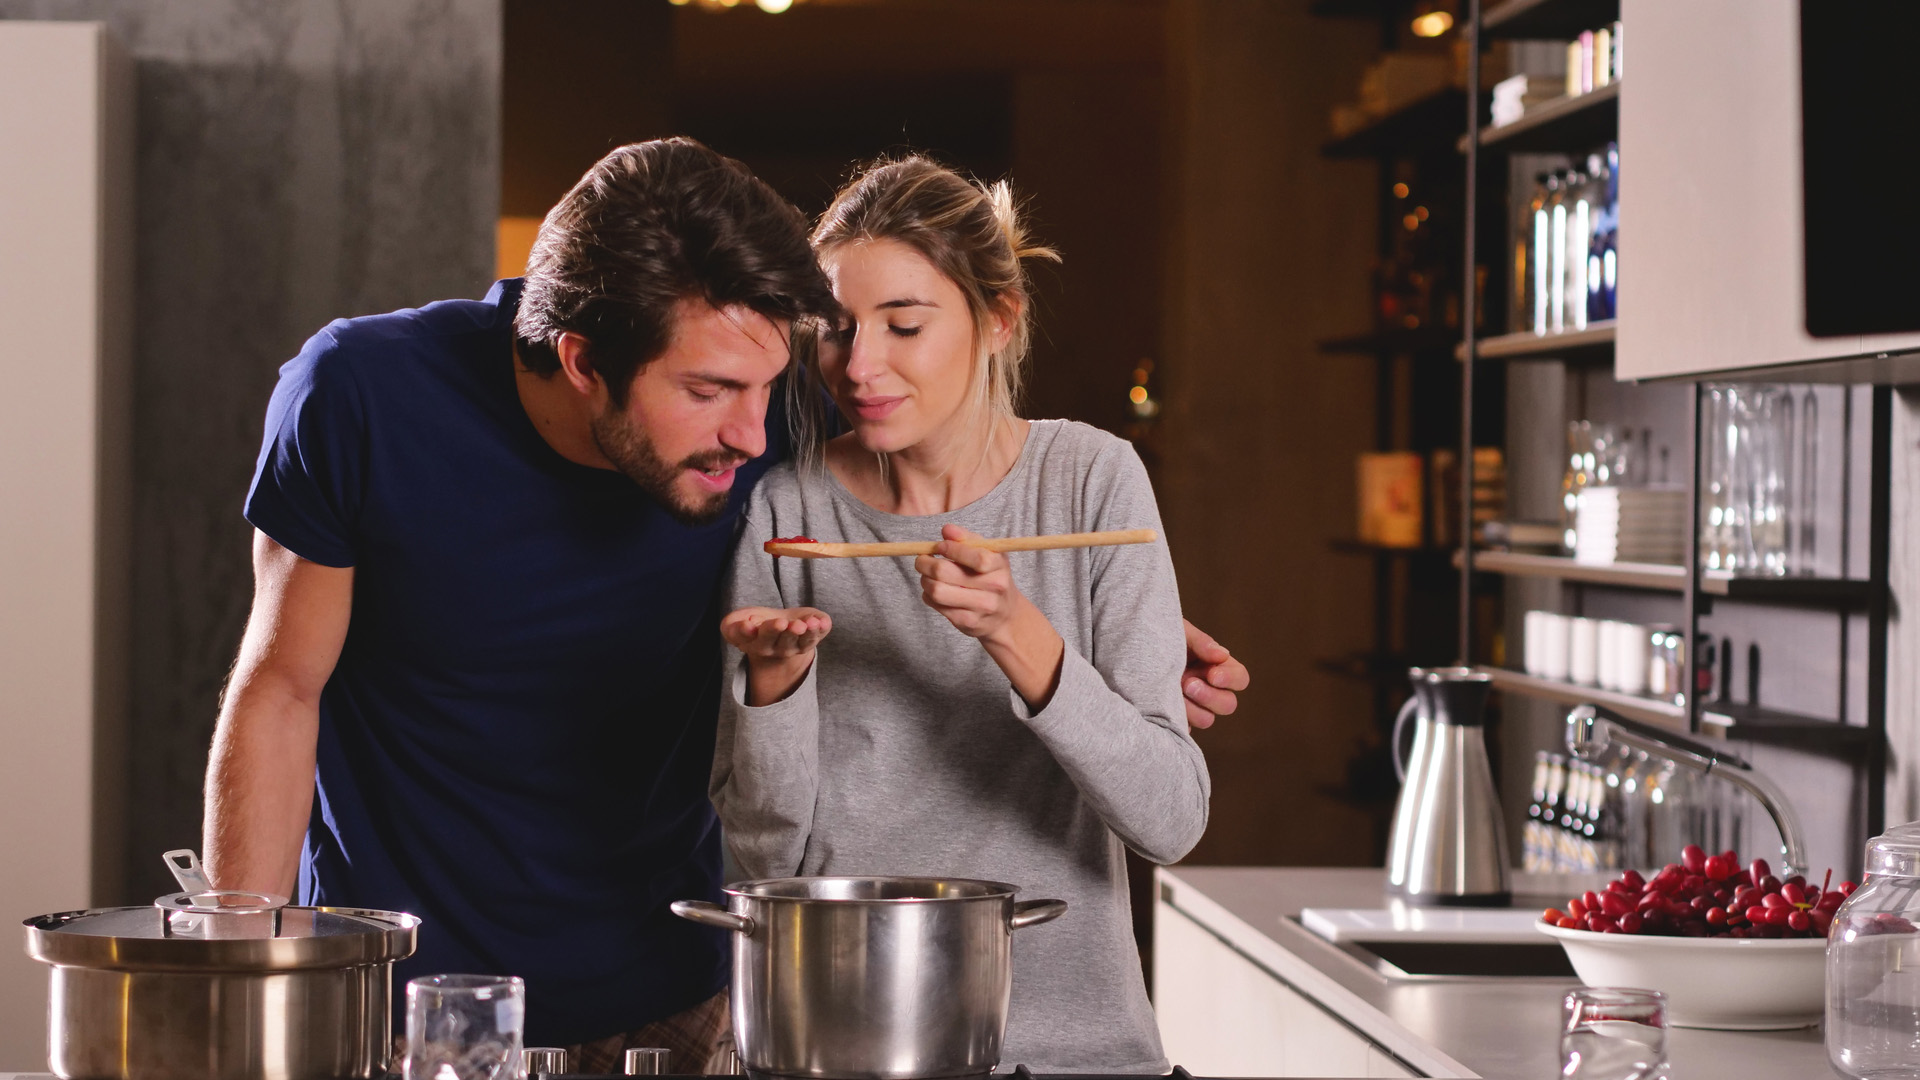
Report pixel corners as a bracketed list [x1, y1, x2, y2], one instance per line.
[1560, 987, 1668, 1080]
[404, 974, 527, 1080]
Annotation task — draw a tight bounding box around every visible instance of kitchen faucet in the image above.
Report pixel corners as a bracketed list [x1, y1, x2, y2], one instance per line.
[1564, 703, 1808, 879]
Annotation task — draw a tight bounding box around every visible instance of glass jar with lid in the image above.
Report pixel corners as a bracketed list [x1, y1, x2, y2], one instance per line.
[1828, 821, 1920, 1078]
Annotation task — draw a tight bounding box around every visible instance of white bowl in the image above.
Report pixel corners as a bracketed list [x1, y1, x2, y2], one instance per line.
[1538, 922, 1827, 1029]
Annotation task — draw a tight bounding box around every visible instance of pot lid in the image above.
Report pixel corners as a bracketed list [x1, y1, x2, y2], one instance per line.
[23, 898, 419, 972]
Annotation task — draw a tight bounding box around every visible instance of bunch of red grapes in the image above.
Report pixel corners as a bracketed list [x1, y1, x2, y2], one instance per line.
[1541, 844, 1855, 938]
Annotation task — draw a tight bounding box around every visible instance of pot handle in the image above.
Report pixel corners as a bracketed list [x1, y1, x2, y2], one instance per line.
[671, 900, 755, 936]
[1010, 899, 1067, 930]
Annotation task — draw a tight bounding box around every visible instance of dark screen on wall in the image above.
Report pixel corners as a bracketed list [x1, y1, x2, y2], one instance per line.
[1801, 0, 1920, 337]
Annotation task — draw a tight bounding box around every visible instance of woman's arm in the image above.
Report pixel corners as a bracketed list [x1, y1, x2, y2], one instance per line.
[916, 440, 1210, 864]
[710, 489, 828, 879]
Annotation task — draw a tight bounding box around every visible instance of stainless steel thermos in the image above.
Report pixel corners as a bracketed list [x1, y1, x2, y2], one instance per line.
[1384, 666, 1512, 905]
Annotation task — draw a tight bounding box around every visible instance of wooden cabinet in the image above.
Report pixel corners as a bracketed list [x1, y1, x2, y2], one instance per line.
[1615, 0, 1920, 379]
[1154, 897, 1415, 1078]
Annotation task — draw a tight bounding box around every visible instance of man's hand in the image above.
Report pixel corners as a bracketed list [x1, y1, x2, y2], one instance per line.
[722, 606, 832, 706]
[1182, 619, 1248, 730]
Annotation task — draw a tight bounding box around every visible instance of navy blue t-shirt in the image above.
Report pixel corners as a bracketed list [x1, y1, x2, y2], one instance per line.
[245, 279, 779, 1045]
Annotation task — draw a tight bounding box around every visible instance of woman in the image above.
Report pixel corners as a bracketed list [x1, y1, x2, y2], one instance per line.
[710, 157, 1209, 1074]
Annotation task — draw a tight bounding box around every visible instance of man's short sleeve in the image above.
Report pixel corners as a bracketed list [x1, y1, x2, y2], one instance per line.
[244, 329, 366, 568]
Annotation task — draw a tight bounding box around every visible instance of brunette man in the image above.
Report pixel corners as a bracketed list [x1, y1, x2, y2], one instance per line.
[202, 138, 1247, 1071]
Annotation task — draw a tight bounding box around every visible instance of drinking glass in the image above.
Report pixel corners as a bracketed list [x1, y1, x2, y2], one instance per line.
[404, 974, 527, 1080]
[1560, 987, 1668, 1080]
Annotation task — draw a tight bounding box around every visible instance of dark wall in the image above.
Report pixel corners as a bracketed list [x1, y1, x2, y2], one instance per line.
[0, 0, 501, 902]
[1157, 0, 1383, 865]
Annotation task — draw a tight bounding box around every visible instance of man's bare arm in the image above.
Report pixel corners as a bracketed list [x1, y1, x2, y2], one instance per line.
[202, 531, 352, 896]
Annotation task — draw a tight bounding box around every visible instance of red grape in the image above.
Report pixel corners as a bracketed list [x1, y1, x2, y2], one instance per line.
[1620, 911, 1644, 934]
[1705, 854, 1736, 880]
[1749, 858, 1771, 884]
[1783, 882, 1807, 905]
[1621, 869, 1645, 890]
[1569, 898, 1588, 918]
[1788, 910, 1811, 933]
[1543, 908, 1566, 924]
[1705, 906, 1727, 926]
[1759, 875, 1782, 892]
[1746, 905, 1770, 924]
[1763, 892, 1791, 910]
[1601, 892, 1633, 918]
[1682, 844, 1708, 873]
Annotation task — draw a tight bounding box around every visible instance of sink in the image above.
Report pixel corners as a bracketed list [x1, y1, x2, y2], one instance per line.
[1338, 939, 1578, 979]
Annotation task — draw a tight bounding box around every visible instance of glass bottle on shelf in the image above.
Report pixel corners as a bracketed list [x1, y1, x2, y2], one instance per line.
[1514, 174, 1550, 334]
[1564, 166, 1595, 332]
[1525, 751, 1552, 873]
[1797, 386, 1819, 575]
[1584, 150, 1615, 325]
[1542, 171, 1568, 335]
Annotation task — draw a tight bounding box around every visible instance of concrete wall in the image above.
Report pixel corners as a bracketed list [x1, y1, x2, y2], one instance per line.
[0, 0, 501, 919]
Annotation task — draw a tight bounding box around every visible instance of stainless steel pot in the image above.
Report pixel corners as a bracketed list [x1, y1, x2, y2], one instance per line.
[672, 877, 1065, 1080]
[23, 890, 419, 1080]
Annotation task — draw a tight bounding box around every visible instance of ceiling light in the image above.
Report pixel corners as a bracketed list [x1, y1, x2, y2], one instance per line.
[1411, 10, 1453, 37]
[756, 0, 793, 10]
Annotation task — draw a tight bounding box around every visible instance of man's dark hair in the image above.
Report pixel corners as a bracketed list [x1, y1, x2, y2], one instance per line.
[513, 137, 837, 403]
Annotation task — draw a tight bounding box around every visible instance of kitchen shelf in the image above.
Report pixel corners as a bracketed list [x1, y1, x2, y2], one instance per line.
[1700, 703, 1881, 756]
[1479, 666, 1686, 727]
[1470, 550, 1684, 591]
[1457, 321, 1615, 363]
[1484, 667, 1882, 759]
[1482, 0, 1619, 41]
[1320, 326, 1461, 356]
[1465, 81, 1619, 156]
[1467, 550, 1877, 608]
[1324, 88, 1470, 160]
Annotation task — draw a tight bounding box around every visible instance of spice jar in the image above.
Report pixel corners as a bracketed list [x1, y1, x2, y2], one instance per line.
[1827, 822, 1920, 1078]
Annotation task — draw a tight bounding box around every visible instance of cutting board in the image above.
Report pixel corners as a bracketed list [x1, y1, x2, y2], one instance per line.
[1300, 906, 1548, 944]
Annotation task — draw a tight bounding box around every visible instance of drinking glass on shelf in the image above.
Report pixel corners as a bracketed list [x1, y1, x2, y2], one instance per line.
[1560, 987, 1668, 1080]
[404, 974, 527, 1080]
[1797, 386, 1819, 575]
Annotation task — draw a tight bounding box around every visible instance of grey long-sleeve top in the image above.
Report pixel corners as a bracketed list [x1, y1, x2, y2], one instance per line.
[711, 419, 1211, 1074]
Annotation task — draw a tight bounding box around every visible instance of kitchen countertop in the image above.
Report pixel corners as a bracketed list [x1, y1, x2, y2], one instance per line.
[1159, 866, 1835, 1080]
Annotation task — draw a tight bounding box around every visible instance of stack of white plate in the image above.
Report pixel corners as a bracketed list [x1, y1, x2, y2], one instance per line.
[1574, 486, 1688, 565]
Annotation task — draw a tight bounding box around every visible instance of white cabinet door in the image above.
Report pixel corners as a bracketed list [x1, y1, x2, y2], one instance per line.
[1155, 898, 1376, 1078]
[1616, 0, 1920, 378]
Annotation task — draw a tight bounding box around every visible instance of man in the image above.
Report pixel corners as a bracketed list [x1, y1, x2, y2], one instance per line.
[204, 138, 1247, 1071]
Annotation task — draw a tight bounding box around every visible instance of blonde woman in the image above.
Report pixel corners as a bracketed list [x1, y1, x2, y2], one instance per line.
[710, 158, 1208, 1073]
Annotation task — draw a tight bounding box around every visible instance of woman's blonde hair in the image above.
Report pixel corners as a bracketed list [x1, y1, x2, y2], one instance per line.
[794, 157, 1058, 466]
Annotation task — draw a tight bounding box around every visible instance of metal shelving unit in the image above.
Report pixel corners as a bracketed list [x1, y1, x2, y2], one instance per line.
[1454, 0, 1890, 835]
[1324, 88, 1471, 160]
[1458, 320, 1615, 363]
[1464, 81, 1620, 156]
[1482, 0, 1619, 40]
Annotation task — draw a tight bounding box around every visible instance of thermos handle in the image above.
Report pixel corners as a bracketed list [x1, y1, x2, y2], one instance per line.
[1391, 694, 1421, 782]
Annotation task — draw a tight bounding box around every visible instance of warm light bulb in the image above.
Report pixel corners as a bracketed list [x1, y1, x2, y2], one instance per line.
[1392, 182, 1410, 199]
[756, 0, 793, 10]
[1129, 386, 1149, 405]
[1411, 10, 1453, 37]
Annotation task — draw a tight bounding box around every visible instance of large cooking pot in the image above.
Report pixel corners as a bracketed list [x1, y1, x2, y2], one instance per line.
[672, 877, 1065, 1080]
[23, 890, 419, 1080]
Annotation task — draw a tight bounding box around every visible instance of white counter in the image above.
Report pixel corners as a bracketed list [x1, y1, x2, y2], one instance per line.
[1154, 866, 1835, 1079]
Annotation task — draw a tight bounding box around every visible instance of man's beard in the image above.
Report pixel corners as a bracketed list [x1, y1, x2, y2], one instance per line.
[590, 408, 743, 526]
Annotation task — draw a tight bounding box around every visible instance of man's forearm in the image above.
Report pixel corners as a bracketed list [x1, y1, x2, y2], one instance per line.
[202, 677, 320, 897]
